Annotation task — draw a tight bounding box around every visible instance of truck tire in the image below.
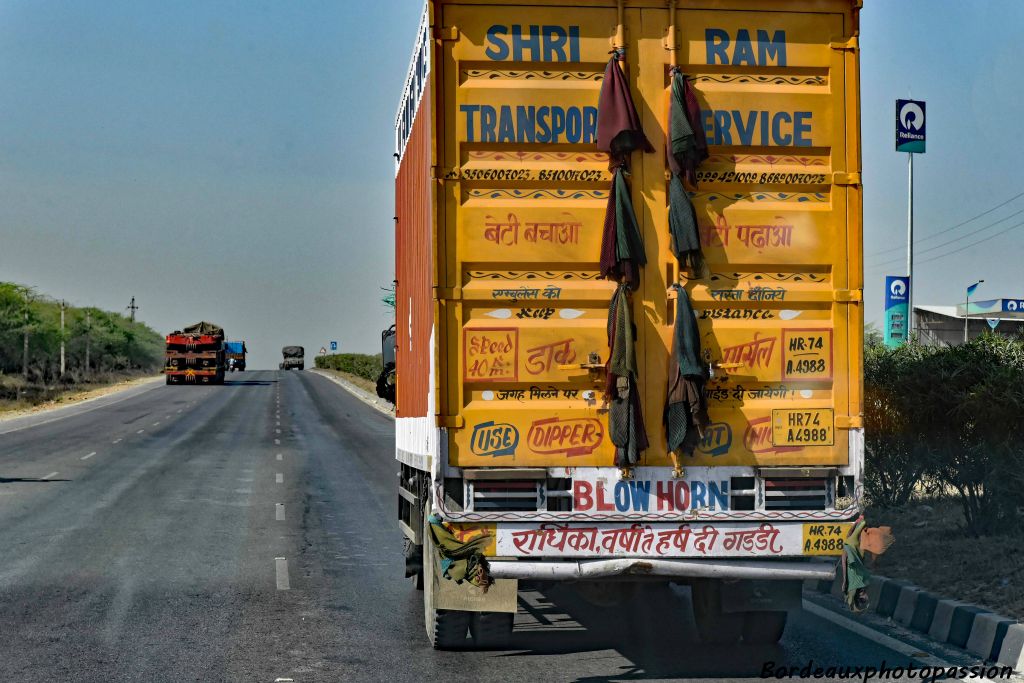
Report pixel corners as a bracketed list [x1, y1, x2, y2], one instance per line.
[470, 612, 513, 649]
[742, 611, 788, 644]
[691, 580, 742, 644]
[423, 513, 470, 649]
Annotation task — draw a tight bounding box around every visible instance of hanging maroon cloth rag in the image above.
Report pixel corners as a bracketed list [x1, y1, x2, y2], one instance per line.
[597, 56, 653, 166]
[600, 166, 646, 290]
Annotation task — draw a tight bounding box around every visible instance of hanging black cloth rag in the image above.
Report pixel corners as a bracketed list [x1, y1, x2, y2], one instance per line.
[667, 68, 708, 185]
[607, 284, 649, 467]
[600, 166, 647, 290]
[664, 284, 710, 456]
[597, 55, 653, 167]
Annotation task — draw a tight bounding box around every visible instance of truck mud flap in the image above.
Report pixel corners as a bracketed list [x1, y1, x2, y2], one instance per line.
[433, 575, 518, 614]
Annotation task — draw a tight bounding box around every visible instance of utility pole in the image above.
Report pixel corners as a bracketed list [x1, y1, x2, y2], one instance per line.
[85, 309, 91, 376]
[60, 300, 66, 377]
[22, 309, 29, 380]
[127, 296, 138, 322]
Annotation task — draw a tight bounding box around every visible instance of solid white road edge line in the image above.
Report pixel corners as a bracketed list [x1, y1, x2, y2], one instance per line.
[81, 452, 97, 461]
[0, 377, 163, 435]
[275, 557, 290, 590]
[803, 601, 952, 668]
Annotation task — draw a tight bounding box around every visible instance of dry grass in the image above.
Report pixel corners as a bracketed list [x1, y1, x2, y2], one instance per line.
[318, 368, 377, 395]
[0, 374, 160, 419]
[868, 498, 1024, 619]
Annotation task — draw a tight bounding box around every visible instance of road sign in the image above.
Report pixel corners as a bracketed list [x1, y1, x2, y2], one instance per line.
[884, 276, 910, 347]
[987, 318, 1000, 330]
[330, 341, 338, 351]
[319, 347, 327, 356]
[896, 99, 926, 153]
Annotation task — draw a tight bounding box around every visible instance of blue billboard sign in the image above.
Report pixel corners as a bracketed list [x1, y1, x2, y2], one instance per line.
[896, 99, 926, 153]
[884, 276, 910, 347]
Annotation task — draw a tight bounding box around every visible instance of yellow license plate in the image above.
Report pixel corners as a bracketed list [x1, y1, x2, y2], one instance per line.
[772, 408, 834, 447]
[801, 523, 850, 556]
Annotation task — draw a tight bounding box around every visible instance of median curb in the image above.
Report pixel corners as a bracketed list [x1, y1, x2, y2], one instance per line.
[308, 369, 395, 419]
[815, 571, 1022, 670]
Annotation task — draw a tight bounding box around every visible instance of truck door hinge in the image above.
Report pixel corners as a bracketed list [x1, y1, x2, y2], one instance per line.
[834, 289, 863, 303]
[832, 172, 862, 186]
[434, 26, 459, 41]
[434, 286, 462, 300]
[830, 36, 859, 52]
[836, 415, 864, 429]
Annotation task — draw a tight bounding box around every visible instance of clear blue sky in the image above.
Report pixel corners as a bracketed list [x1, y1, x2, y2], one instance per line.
[1, 1, 1021, 368]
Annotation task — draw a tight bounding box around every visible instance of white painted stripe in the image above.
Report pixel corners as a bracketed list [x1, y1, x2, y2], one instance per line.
[275, 557, 290, 590]
[177, 409, 182, 413]
[0, 378, 163, 436]
[81, 452, 97, 461]
[276, 453, 283, 461]
[113, 438, 122, 444]
[275, 473, 283, 484]
[276, 504, 286, 521]
[804, 601, 951, 667]
[274, 439, 280, 445]
[276, 421, 281, 426]
[275, 428, 281, 434]
[136, 429, 145, 434]
[152, 421, 160, 426]
[41, 472, 59, 480]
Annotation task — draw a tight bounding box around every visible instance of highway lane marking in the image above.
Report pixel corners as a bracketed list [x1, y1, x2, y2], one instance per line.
[276, 420, 280, 426]
[274, 439, 280, 445]
[275, 428, 281, 434]
[276, 453, 283, 461]
[81, 452, 97, 461]
[0, 379, 163, 436]
[177, 409, 182, 413]
[136, 429, 145, 434]
[803, 601, 952, 668]
[275, 557, 290, 590]
[112, 438, 122, 444]
[152, 421, 161, 426]
[275, 473, 283, 484]
[276, 503, 286, 521]
[41, 472, 59, 480]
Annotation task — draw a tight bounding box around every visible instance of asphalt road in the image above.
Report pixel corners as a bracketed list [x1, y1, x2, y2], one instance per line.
[0, 370, 986, 682]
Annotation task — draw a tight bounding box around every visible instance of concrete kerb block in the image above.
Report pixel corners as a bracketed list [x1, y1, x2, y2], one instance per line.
[866, 576, 887, 612]
[966, 612, 1018, 661]
[892, 584, 924, 627]
[909, 592, 940, 634]
[997, 623, 1024, 671]
[877, 579, 914, 618]
[929, 599, 971, 643]
[948, 605, 991, 649]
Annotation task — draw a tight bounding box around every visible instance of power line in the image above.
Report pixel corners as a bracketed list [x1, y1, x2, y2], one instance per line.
[867, 206, 1024, 269]
[868, 216, 1024, 269]
[866, 189, 1024, 257]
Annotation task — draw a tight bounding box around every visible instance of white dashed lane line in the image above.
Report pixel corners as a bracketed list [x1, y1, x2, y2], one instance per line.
[81, 452, 97, 461]
[136, 429, 145, 434]
[276, 504, 285, 521]
[276, 453, 283, 461]
[41, 472, 59, 480]
[275, 558, 290, 590]
[152, 421, 160, 426]
[113, 438, 122, 444]
[275, 429, 281, 434]
[275, 473, 283, 484]
[274, 439, 280, 445]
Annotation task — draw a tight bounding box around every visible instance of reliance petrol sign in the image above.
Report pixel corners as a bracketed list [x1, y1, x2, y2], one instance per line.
[884, 276, 910, 347]
[896, 99, 926, 153]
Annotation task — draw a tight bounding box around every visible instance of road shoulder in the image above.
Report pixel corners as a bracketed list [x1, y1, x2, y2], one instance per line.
[0, 376, 164, 434]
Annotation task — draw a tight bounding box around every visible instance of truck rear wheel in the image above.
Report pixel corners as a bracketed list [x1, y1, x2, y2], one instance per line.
[423, 513, 470, 649]
[742, 611, 788, 644]
[470, 612, 513, 649]
[691, 580, 742, 644]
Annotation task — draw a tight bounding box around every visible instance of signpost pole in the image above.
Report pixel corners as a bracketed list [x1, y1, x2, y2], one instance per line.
[907, 153, 914, 337]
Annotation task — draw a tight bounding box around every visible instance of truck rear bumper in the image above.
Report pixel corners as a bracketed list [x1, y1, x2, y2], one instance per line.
[488, 557, 836, 582]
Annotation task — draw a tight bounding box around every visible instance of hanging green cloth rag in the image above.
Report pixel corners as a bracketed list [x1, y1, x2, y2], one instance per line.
[607, 284, 649, 467]
[600, 166, 647, 289]
[427, 514, 493, 590]
[664, 285, 709, 455]
[667, 69, 708, 184]
[668, 174, 702, 271]
[842, 517, 871, 612]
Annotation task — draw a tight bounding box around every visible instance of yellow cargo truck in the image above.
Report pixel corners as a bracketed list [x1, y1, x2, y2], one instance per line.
[393, 0, 863, 648]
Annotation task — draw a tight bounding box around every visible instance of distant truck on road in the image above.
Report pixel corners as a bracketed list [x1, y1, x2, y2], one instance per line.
[165, 321, 226, 385]
[225, 341, 247, 372]
[280, 346, 304, 371]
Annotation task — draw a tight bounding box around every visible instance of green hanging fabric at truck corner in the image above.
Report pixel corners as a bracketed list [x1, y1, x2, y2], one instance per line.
[842, 517, 871, 612]
[427, 514, 493, 590]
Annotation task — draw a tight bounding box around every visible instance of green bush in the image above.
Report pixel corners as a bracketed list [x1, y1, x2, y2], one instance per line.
[865, 334, 1024, 536]
[314, 353, 383, 382]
